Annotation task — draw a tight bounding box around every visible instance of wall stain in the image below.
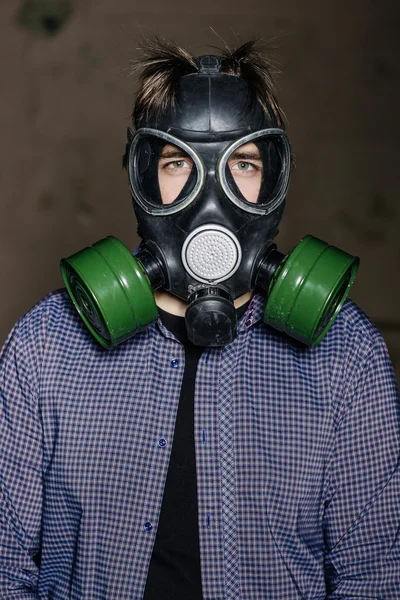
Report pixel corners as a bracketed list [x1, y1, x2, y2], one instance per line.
[75, 200, 94, 228]
[16, 0, 74, 37]
[49, 63, 65, 78]
[78, 43, 101, 66]
[76, 42, 103, 81]
[38, 192, 56, 212]
[72, 175, 93, 225]
[337, 193, 395, 244]
[368, 194, 396, 221]
[374, 60, 398, 82]
[336, 211, 385, 244]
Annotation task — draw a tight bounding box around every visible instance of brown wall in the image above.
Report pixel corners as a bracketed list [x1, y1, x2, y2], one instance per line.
[1, 0, 399, 380]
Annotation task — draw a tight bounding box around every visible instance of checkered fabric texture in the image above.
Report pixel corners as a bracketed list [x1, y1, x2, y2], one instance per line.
[0, 290, 399, 599]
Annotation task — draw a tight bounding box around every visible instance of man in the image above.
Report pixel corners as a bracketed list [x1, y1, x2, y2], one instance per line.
[0, 38, 399, 599]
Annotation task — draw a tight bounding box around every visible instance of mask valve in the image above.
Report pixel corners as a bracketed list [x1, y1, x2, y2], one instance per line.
[186, 286, 237, 347]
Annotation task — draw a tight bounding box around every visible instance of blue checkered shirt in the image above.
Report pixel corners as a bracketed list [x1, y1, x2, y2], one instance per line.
[0, 290, 399, 599]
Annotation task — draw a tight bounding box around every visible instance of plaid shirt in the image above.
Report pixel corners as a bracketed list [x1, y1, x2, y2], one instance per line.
[0, 290, 399, 600]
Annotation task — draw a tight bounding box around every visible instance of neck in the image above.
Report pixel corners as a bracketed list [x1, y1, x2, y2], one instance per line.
[154, 289, 252, 317]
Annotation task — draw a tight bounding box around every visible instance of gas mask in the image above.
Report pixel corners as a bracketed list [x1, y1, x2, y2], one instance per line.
[60, 55, 359, 348]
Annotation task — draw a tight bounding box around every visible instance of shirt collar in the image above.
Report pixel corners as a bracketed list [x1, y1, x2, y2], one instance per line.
[236, 292, 266, 335]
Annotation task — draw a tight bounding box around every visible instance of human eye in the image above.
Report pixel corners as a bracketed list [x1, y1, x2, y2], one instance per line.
[232, 161, 255, 171]
[230, 160, 261, 176]
[166, 159, 192, 171]
[159, 156, 193, 176]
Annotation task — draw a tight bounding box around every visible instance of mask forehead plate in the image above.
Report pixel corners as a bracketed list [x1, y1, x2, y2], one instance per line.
[141, 72, 272, 136]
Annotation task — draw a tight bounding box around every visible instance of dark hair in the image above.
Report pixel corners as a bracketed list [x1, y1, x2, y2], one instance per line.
[128, 37, 286, 130]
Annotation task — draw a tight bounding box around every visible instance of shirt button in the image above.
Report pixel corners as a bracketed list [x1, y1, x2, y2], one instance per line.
[170, 359, 180, 368]
[158, 438, 167, 448]
[144, 521, 153, 532]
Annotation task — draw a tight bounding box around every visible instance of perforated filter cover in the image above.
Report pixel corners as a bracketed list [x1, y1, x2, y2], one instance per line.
[182, 225, 242, 284]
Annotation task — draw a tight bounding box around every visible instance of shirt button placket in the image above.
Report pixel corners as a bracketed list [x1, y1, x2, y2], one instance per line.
[142, 356, 181, 542]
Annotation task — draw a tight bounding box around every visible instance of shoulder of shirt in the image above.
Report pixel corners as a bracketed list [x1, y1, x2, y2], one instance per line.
[252, 294, 390, 387]
[18, 288, 79, 327]
[314, 299, 392, 403]
[0, 290, 87, 386]
[9, 288, 87, 351]
[246, 296, 395, 423]
[251, 292, 385, 358]
[321, 298, 386, 359]
[11, 290, 388, 364]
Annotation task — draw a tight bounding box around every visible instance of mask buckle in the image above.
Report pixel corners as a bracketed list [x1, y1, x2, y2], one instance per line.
[197, 55, 223, 74]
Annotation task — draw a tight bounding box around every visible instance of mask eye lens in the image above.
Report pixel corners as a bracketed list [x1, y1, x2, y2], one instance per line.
[223, 134, 286, 208]
[157, 143, 194, 205]
[226, 141, 263, 203]
[130, 133, 199, 211]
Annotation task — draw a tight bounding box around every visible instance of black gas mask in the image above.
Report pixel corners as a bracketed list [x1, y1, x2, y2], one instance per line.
[60, 55, 359, 349]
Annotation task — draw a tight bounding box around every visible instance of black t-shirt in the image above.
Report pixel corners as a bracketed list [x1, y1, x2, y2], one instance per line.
[143, 302, 249, 600]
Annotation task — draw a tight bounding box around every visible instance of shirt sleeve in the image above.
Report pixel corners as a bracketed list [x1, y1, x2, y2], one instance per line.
[323, 332, 400, 599]
[0, 317, 43, 598]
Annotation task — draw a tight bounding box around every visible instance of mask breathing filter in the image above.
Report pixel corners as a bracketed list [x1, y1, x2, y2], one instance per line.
[60, 234, 359, 348]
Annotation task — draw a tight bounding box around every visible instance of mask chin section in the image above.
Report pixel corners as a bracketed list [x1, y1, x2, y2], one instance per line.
[185, 286, 237, 347]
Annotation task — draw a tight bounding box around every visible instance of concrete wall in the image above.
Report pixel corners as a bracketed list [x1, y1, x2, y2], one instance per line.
[1, 0, 399, 380]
